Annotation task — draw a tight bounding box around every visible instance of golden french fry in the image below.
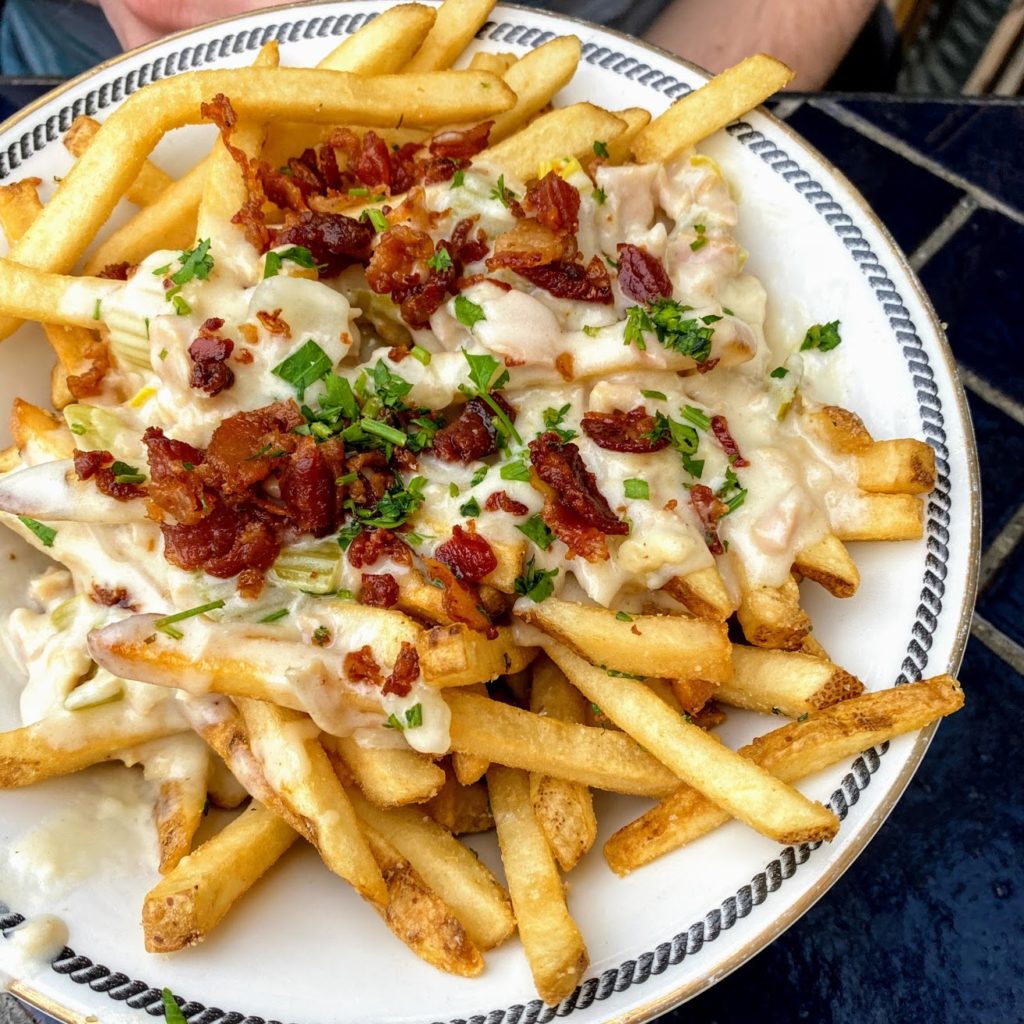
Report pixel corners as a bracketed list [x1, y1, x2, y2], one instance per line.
[480, 104, 627, 182]
[829, 492, 924, 541]
[800, 633, 831, 659]
[468, 51, 516, 75]
[486, 36, 582, 144]
[605, 676, 964, 873]
[10, 398, 75, 459]
[426, 767, 494, 834]
[237, 698, 387, 906]
[206, 753, 249, 809]
[64, 116, 174, 207]
[418, 623, 537, 687]
[529, 656, 596, 872]
[0, 259, 118, 329]
[632, 54, 794, 164]
[446, 690, 679, 797]
[668, 677, 719, 716]
[544, 640, 839, 845]
[793, 533, 860, 598]
[803, 404, 873, 453]
[856, 439, 936, 495]
[518, 596, 731, 682]
[736, 572, 810, 650]
[0, 702, 186, 788]
[662, 565, 735, 620]
[452, 683, 490, 785]
[605, 107, 652, 165]
[324, 734, 445, 806]
[482, 537, 525, 592]
[488, 765, 588, 1005]
[0, 178, 45, 238]
[348, 787, 515, 950]
[143, 801, 298, 953]
[718, 645, 864, 718]
[404, 0, 497, 72]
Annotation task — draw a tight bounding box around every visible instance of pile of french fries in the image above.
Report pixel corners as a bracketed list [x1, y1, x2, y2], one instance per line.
[0, 0, 964, 1007]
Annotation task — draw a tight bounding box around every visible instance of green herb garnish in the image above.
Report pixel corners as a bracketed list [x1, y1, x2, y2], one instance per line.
[454, 295, 487, 330]
[155, 599, 225, 640]
[516, 514, 554, 550]
[514, 558, 558, 603]
[800, 320, 842, 352]
[272, 339, 332, 396]
[624, 478, 649, 500]
[18, 516, 56, 548]
[460, 497, 481, 518]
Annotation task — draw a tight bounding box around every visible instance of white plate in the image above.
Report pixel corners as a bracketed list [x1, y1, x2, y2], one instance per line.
[0, 5, 980, 1023]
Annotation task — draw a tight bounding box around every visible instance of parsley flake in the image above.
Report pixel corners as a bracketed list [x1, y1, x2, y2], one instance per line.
[542, 404, 577, 443]
[454, 295, 486, 330]
[770, 366, 789, 379]
[18, 516, 56, 548]
[264, 245, 320, 279]
[514, 558, 558, 603]
[161, 989, 186, 1024]
[593, 140, 610, 158]
[800, 320, 842, 352]
[516, 514, 554, 550]
[460, 496, 481, 518]
[427, 248, 453, 272]
[489, 175, 516, 207]
[272, 339, 332, 396]
[624, 478, 649, 500]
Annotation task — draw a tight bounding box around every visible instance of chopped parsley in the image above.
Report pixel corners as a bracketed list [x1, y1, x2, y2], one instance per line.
[717, 466, 747, 515]
[641, 389, 667, 401]
[604, 666, 646, 680]
[592, 187, 607, 205]
[516, 514, 554, 550]
[449, 482, 460, 498]
[690, 223, 708, 251]
[500, 460, 531, 482]
[800, 320, 842, 352]
[650, 412, 704, 479]
[170, 294, 191, 316]
[384, 704, 424, 730]
[451, 169, 465, 188]
[161, 989, 186, 1024]
[624, 478, 649, 500]
[680, 405, 711, 431]
[320, 373, 359, 421]
[350, 476, 427, 529]
[92, 299, 102, 321]
[454, 295, 486, 330]
[154, 599, 226, 640]
[259, 608, 290, 624]
[369, 359, 413, 408]
[623, 305, 651, 351]
[110, 460, 146, 484]
[459, 496, 481, 518]
[427, 248, 453, 272]
[169, 239, 214, 288]
[459, 351, 521, 445]
[360, 418, 407, 446]
[264, 245, 320, 279]
[69, 422, 86, 435]
[582, 324, 602, 337]
[615, 611, 634, 622]
[18, 516, 56, 548]
[470, 465, 489, 487]
[272, 339, 333, 396]
[593, 139, 610, 158]
[542, 404, 577, 443]
[769, 366, 789, 379]
[337, 522, 362, 551]
[514, 558, 558, 603]
[489, 174, 516, 207]
[312, 625, 332, 646]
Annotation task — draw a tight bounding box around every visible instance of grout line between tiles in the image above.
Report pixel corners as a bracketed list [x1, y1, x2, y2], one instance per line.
[978, 501, 1024, 591]
[971, 614, 1024, 676]
[811, 99, 1024, 226]
[957, 364, 1024, 429]
[908, 195, 977, 271]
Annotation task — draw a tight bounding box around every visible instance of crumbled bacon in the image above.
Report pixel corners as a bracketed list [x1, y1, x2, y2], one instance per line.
[97, 262, 134, 281]
[429, 122, 492, 160]
[344, 451, 394, 507]
[690, 484, 728, 555]
[484, 491, 528, 515]
[449, 216, 489, 266]
[143, 427, 206, 524]
[554, 352, 574, 381]
[256, 308, 290, 337]
[696, 357, 721, 375]
[388, 345, 410, 363]
[382, 641, 420, 697]
[202, 400, 303, 495]
[518, 256, 613, 304]
[237, 568, 265, 600]
[91, 584, 134, 608]
[361, 572, 399, 608]
[366, 224, 432, 295]
[347, 528, 413, 569]
[524, 171, 580, 234]
[710, 415, 750, 467]
[188, 318, 235, 397]
[354, 130, 392, 189]
[279, 435, 339, 537]
[73, 448, 146, 502]
[581, 406, 670, 454]
[273, 211, 373, 277]
[528, 432, 627, 535]
[541, 491, 609, 562]
[161, 501, 280, 578]
[422, 556, 493, 634]
[431, 395, 516, 464]
[66, 339, 110, 400]
[487, 220, 577, 271]
[435, 524, 497, 583]
[345, 645, 384, 688]
[616, 243, 672, 303]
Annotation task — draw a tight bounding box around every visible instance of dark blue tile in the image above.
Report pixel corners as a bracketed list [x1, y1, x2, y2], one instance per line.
[658, 638, 1024, 1024]
[977, 538, 1024, 645]
[966, 390, 1024, 549]
[783, 104, 963, 255]
[838, 98, 1024, 215]
[918, 208, 1024, 404]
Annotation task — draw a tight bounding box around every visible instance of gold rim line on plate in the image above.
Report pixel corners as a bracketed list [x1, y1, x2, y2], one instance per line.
[0, 4, 982, 1023]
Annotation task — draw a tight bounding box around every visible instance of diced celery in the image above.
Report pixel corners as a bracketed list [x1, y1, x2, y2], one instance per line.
[63, 403, 132, 452]
[51, 594, 88, 632]
[105, 305, 153, 371]
[64, 671, 123, 711]
[269, 541, 342, 594]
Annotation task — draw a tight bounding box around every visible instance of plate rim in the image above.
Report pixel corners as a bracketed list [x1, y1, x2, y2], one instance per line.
[0, 4, 981, 1022]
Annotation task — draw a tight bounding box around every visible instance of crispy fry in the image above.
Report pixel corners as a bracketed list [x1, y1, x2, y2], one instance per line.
[545, 640, 839, 845]
[718, 645, 864, 718]
[10, 399, 74, 459]
[348, 787, 515, 950]
[452, 684, 490, 785]
[426, 767, 494, 834]
[632, 54, 794, 164]
[0, 259, 119, 329]
[803, 404, 873, 453]
[793, 533, 860, 598]
[605, 676, 964, 873]
[669, 677, 719, 716]
[446, 689, 679, 797]
[605, 107, 652, 165]
[324, 734, 445, 806]
[736, 572, 810, 650]
[856, 439, 936, 495]
[829, 492, 924, 541]
[143, 802, 298, 953]
[404, 0, 497, 71]
[529, 656, 597, 872]
[488, 765, 588, 1005]
[468, 51, 516, 75]
[662, 565, 735, 619]
[206, 753, 249, 809]
[518, 596, 731, 682]
[418, 623, 537, 687]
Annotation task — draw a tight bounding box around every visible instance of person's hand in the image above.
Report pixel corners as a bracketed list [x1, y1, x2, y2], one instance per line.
[96, 0, 291, 50]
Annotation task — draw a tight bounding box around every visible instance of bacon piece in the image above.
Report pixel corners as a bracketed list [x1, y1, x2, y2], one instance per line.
[73, 448, 146, 503]
[345, 645, 384, 688]
[97, 262, 134, 280]
[256, 308, 290, 338]
[66, 339, 110, 400]
[518, 255, 613, 304]
[366, 225, 433, 296]
[524, 171, 580, 234]
[541, 491, 609, 563]
[361, 572, 399, 608]
[203, 506, 281, 579]
[581, 406, 670, 454]
[432, 395, 516, 464]
[616, 243, 672, 303]
[528, 432, 627, 535]
[260, 164, 310, 214]
[159, 500, 280, 579]
[690, 484, 728, 556]
[280, 435, 338, 537]
[421, 556, 493, 634]
[435, 524, 497, 583]
[347, 528, 413, 569]
[345, 451, 394, 508]
[91, 584, 134, 608]
[710, 415, 750, 467]
[143, 427, 206, 525]
[449, 216, 489, 266]
[382, 641, 420, 697]
[429, 121, 492, 160]
[189, 318, 235, 397]
[354, 130, 392, 189]
[202, 400, 303, 495]
[273, 211, 373, 276]
[237, 568, 265, 600]
[484, 491, 528, 515]
[696, 357, 721, 375]
[487, 219, 577, 271]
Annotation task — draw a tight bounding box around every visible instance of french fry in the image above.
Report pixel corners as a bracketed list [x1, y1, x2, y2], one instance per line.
[736, 572, 810, 650]
[662, 565, 735, 620]
[802, 404, 873, 453]
[348, 787, 515, 950]
[418, 623, 537, 687]
[206, 753, 249, 809]
[605, 107, 652, 165]
[237, 698, 387, 906]
[605, 676, 964, 873]
[480, 104, 627, 182]
[632, 54, 794, 165]
[829, 492, 924, 541]
[452, 684, 490, 785]
[0, 259, 119, 329]
[669, 677, 719, 716]
[518, 597, 731, 682]
[793, 533, 860, 598]
[529, 656, 597, 872]
[10, 398, 75, 459]
[63, 116, 174, 207]
[856, 439, 936, 495]
[544, 640, 839, 845]
[404, 0, 497, 72]
[468, 51, 516, 75]
[718, 645, 864, 718]
[486, 36, 582, 144]
[446, 690, 679, 797]
[426, 767, 494, 834]
[800, 633, 831, 659]
[0, 177, 46, 239]
[0, 702, 186, 788]
[482, 537, 525, 592]
[143, 801, 298, 953]
[324, 734, 445, 806]
[488, 765, 588, 1005]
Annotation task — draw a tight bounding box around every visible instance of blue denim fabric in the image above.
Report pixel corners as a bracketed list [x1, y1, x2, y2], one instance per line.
[0, 0, 120, 76]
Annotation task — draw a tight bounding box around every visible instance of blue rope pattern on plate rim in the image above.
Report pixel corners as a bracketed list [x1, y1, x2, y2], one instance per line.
[0, 11, 950, 1024]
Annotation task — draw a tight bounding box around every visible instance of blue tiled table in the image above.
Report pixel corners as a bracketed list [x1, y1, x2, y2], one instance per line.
[1, 82, 1022, 1024]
